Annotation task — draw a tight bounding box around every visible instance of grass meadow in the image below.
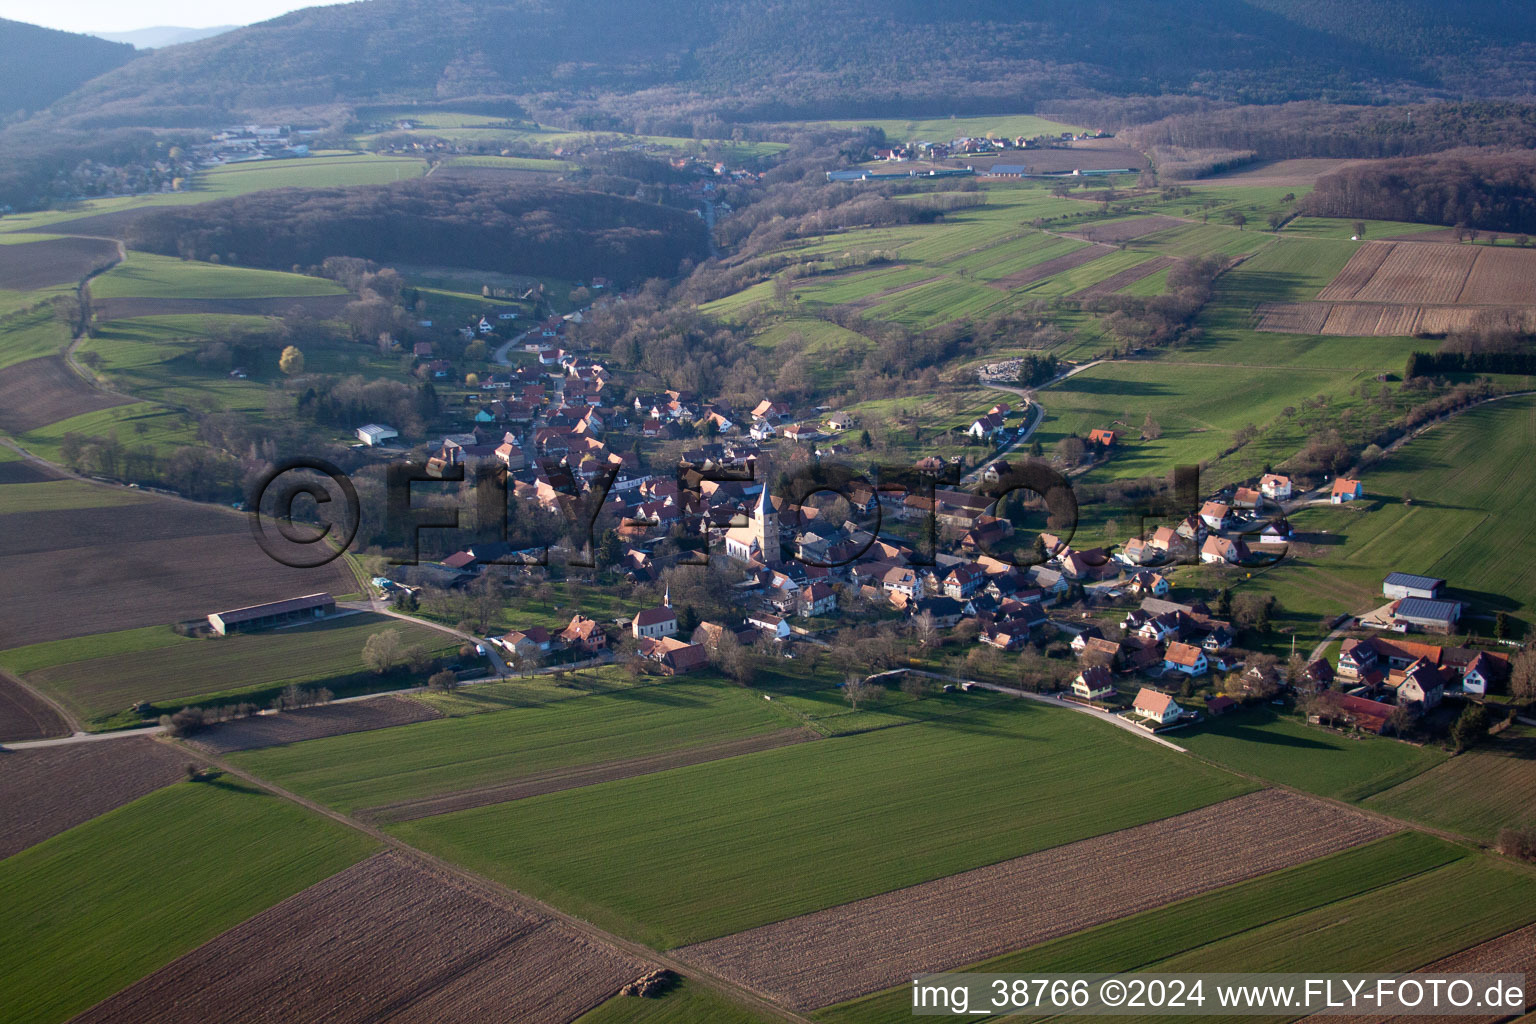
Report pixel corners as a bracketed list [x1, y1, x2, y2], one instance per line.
[21, 611, 458, 724]
[228, 679, 793, 813]
[1365, 724, 1536, 840]
[392, 700, 1254, 948]
[0, 780, 375, 1024]
[91, 252, 346, 301]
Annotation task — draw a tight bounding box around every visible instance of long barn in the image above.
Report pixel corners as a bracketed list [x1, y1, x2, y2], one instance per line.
[207, 594, 335, 635]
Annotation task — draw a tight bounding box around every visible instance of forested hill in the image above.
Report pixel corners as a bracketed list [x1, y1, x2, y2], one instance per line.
[0, 19, 136, 119]
[124, 180, 710, 282]
[34, 0, 1536, 130]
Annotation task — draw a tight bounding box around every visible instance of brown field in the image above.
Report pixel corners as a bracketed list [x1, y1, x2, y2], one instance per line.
[0, 459, 57, 484]
[0, 737, 186, 858]
[1069, 217, 1184, 244]
[71, 852, 648, 1024]
[675, 789, 1396, 1011]
[92, 294, 355, 321]
[1317, 242, 1397, 301]
[1187, 157, 1368, 187]
[0, 236, 119, 290]
[1295, 921, 1536, 1024]
[361, 727, 819, 824]
[0, 355, 133, 434]
[0, 672, 70, 742]
[1071, 255, 1174, 298]
[1317, 241, 1536, 307]
[1256, 301, 1536, 336]
[193, 694, 443, 754]
[991, 244, 1110, 290]
[0, 496, 354, 648]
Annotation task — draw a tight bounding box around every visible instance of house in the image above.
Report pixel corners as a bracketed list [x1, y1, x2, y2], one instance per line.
[1076, 635, 1123, 668]
[967, 411, 1008, 440]
[1257, 519, 1293, 544]
[1331, 477, 1364, 503]
[1391, 658, 1447, 709]
[1087, 428, 1116, 448]
[943, 564, 987, 599]
[980, 620, 1035, 651]
[637, 636, 709, 675]
[1383, 573, 1446, 601]
[1199, 500, 1232, 530]
[827, 412, 857, 431]
[356, 423, 398, 446]
[1163, 641, 1208, 677]
[1460, 652, 1504, 695]
[1128, 571, 1169, 597]
[747, 612, 792, 640]
[498, 627, 552, 662]
[1073, 666, 1116, 701]
[208, 593, 334, 635]
[1259, 473, 1292, 501]
[800, 581, 837, 617]
[782, 423, 823, 444]
[1200, 534, 1247, 565]
[560, 615, 607, 652]
[1392, 597, 1462, 634]
[1132, 688, 1183, 725]
[1232, 486, 1261, 510]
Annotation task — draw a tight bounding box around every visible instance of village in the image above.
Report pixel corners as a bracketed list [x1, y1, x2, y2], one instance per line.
[329, 301, 1519, 750]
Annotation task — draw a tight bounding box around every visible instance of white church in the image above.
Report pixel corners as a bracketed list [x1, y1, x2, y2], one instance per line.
[723, 486, 780, 567]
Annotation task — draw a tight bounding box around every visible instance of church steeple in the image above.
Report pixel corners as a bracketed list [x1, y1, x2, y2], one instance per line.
[754, 485, 779, 562]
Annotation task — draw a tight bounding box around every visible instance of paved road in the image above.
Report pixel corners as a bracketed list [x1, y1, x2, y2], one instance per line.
[864, 668, 1188, 752]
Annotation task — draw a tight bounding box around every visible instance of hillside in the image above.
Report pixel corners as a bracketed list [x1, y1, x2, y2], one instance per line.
[91, 26, 238, 50]
[0, 19, 136, 119]
[31, 0, 1536, 131]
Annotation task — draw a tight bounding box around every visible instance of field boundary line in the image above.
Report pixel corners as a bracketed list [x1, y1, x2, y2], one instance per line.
[0, 665, 82, 735]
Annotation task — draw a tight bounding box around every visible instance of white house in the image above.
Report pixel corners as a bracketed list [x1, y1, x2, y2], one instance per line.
[1259, 473, 1292, 501]
[747, 612, 792, 640]
[1132, 687, 1184, 725]
[1163, 641, 1208, 676]
[356, 423, 398, 446]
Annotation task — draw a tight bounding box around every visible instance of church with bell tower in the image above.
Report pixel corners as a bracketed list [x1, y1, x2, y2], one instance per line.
[724, 485, 779, 566]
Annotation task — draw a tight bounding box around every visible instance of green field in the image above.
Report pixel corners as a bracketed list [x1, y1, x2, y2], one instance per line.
[0, 153, 427, 235]
[818, 831, 1463, 1023]
[1365, 724, 1536, 841]
[0, 623, 186, 674]
[578, 980, 778, 1024]
[1222, 394, 1536, 640]
[0, 307, 72, 370]
[229, 679, 794, 813]
[826, 844, 1536, 1024]
[0, 476, 153, 514]
[22, 611, 458, 724]
[393, 701, 1254, 948]
[0, 780, 376, 1024]
[91, 252, 346, 301]
[1176, 705, 1446, 801]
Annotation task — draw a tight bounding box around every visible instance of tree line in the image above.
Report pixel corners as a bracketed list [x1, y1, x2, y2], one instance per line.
[1302, 149, 1536, 234]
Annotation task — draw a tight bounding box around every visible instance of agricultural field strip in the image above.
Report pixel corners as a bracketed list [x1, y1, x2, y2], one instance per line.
[813, 832, 1462, 1024]
[359, 727, 820, 823]
[0, 738, 188, 860]
[227, 680, 792, 813]
[191, 693, 444, 754]
[69, 852, 648, 1024]
[675, 789, 1395, 1010]
[1291, 921, 1536, 1024]
[1363, 725, 1536, 841]
[0, 671, 70, 742]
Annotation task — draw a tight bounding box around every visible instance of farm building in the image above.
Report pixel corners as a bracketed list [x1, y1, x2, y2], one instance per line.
[1392, 597, 1462, 634]
[1310, 692, 1393, 734]
[1383, 573, 1445, 600]
[356, 423, 398, 446]
[207, 593, 335, 635]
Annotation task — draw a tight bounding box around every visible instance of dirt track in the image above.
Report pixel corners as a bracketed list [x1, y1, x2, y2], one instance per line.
[0, 236, 120, 290]
[0, 738, 185, 858]
[675, 789, 1397, 1010]
[360, 727, 820, 824]
[69, 852, 647, 1024]
[0, 355, 134, 434]
[192, 695, 443, 754]
[0, 672, 70, 743]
